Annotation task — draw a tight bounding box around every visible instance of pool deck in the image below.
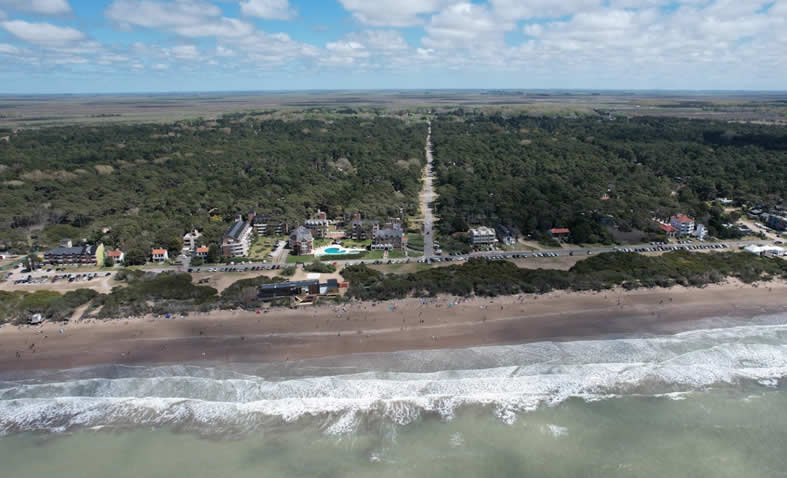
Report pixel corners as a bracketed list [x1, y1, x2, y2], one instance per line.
[313, 246, 367, 257]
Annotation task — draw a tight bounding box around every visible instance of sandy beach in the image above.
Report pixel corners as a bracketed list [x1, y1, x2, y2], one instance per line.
[1, 279, 786, 373]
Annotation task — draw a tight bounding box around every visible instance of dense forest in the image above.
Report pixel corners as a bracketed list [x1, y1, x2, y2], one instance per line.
[431, 113, 786, 243]
[0, 116, 426, 253]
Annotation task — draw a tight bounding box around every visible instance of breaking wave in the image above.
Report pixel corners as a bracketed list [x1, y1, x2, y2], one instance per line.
[2, 314, 787, 435]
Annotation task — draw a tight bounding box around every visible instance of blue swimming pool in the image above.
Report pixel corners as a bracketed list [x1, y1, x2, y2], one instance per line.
[323, 247, 346, 254]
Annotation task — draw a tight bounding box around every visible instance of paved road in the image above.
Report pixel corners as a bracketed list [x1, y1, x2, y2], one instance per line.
[422, 122, 436, 259]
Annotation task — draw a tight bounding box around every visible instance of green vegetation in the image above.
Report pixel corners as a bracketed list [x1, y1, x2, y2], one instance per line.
[0, 116, 426, 254]
[92, 271, 216, 318]
[342, 251, 787, 301]
[432, 114, 786, 243]
[304, 261, 337, 273]
[406, 233, 424, 251]
[0, 288, 98, 324]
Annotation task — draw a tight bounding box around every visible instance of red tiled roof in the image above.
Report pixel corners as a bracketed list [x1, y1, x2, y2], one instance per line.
[659, 223, 677, 233]
[107, 250, 123, 257]
[550, 228, 570, 234]
[196, 246, 209, 253]
[152, 249, 166, 255]
[671, 214, 693, 224]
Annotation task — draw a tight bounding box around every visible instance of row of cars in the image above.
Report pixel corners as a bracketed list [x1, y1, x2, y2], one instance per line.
[13, 271, 112, 285]
[617, 243, 729, 253]
[189, 264, 283, 273]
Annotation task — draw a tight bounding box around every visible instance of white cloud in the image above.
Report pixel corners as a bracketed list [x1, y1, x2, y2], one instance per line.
[240, 0, 295, 20]
[1, 20, 85, 45]
[216, 45, 235, 57]
[338, 0, 455, 27]
[0, 0, 72, 16]
[0, 42, 20, 54]
[0, 9, 5, 20]
[167, 44, 199, 60]
[105, 0, 221, 29]
[153, 63, 169, 70]
[174, 17, 254, 38]
[423, 3, 508, 50]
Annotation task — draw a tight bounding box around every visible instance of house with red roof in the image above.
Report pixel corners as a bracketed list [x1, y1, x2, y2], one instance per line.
[195, 246, 210, 258]
[106, 249, 124, 263]
[151, 248, 169, 262]
[670, 214, 695, 236]
[549, 228, 571, 241]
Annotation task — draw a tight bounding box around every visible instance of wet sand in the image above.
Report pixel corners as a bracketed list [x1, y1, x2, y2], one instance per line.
[1, 279, 785, 372]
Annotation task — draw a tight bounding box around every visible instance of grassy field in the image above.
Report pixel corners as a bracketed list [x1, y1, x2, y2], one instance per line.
[249, 236, 276, 260]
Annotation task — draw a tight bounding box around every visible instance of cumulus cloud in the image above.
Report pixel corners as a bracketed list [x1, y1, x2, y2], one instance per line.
[1, 20, 85, 45]
[338, 0, 455, 27]
[423, 3, 508, 50]
[240, 0, 295, 20]
[0, 0, 72, 16]
[105, 0, 221, 29]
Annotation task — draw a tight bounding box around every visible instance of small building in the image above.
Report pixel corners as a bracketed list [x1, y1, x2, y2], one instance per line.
[693, 223, 707, 240]
[290, 226, 314, 256]
[670, 214, 695, 236]
[106, 249, 124, 263]
[182, 229, 201, 251]
[495, 225, 517, 246]
[222, 217, 253, 257]
[744, 245, 786, 256]
[195, 246, 209, 258]
[469, 226, 497, 245]
[44, 242, 105, 266]
[549, 228, 571, 241]
[766, 214, 787, 232]
[29, 313, 43, 325]
[658, 223, 677, 237]
[152, 248, 169, 262]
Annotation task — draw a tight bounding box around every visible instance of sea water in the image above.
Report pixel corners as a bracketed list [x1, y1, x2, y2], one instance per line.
[2, 312, 787, 477]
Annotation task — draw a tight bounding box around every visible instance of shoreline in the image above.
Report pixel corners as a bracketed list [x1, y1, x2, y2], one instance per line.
[1, 279, 786, 373]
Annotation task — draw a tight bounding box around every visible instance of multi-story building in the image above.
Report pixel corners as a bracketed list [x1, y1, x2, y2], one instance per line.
[495, 225, 517, 246]
[182, 229, 201, 251]
[44, 241, 105, 266]
[304, 219, 330, 239]
[350, 213, 379, 241]
[222, 218, 253, 257]
[372, 223, 408, 250]
[253, 214, 289, 236]
[670, 214, 696, 236]
[195, 246, 209, 259]
[289, 226, 314, 256]
[469, 226, 497, 245]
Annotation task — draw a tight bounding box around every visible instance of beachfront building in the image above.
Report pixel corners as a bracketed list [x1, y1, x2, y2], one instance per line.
[693, 223, 708, 241]
[670, 214, 695, 236]
[151, 248, 168, 262]
[182, 229, 201, 251]
[496, 225, 517, 246]
[258, 279, 339, 301]
[290, 226, 314, 256]
[195, 246, 209, 259]
[222, 217, 253, 257]
[44, 241, 105, 266]
[470, 226, 497, 246]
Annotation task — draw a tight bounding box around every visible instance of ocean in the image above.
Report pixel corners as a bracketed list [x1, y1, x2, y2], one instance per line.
[2, 312, 787, 477]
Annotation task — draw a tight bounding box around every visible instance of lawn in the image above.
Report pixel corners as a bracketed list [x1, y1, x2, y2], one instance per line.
[339, 239, 372, 248]
[249, 236, 276, 260]
[388, 250, 407, 259]
[407, 234, 424, 251]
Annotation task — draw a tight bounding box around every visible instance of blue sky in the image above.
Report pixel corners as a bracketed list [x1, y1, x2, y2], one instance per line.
[0, 0, 785, 93]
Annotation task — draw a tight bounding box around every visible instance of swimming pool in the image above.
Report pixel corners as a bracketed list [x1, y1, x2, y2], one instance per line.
[324, 247, 346, 254]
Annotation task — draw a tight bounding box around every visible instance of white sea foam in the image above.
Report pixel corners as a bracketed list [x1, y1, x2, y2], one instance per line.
[3, 318, 787, 435]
